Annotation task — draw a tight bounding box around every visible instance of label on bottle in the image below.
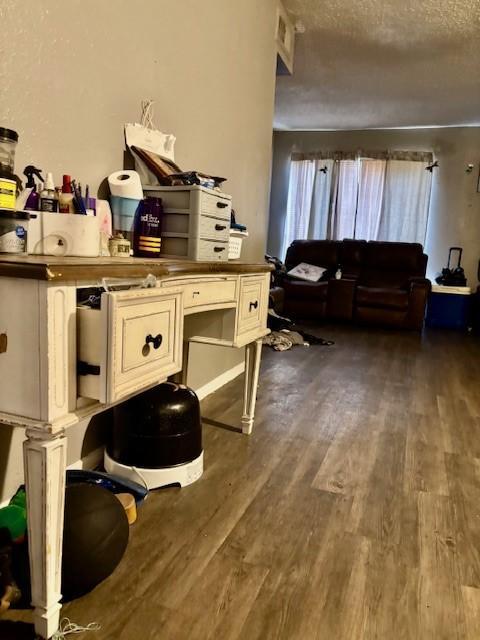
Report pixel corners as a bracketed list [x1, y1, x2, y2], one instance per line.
[0, 227, 26, 253]
[40, 197, 58, 213]
[0, 178, 16, 210]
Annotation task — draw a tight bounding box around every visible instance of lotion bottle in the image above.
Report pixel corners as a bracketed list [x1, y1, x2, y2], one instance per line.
[58, 174, 74, 213]
[40, 172, 58, 212]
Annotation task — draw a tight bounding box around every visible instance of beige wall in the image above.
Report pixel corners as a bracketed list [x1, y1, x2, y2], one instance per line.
[269, 128, 480, 286]
[0, 0, 277, 501]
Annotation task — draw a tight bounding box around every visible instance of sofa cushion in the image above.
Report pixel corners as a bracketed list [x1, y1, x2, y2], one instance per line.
[359, 269, 413, 289]
[340, 239, 366, 278]
[287, 262, 328, 282]
[285, 240, 340, 272]
[356, 286, 409, 311]
[283, 278, 328, 301]
[364, 241, 425, 274]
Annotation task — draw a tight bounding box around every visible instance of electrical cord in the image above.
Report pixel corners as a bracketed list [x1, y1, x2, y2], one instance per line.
[132, 466, 149, 498]
[52, 618, 100, 638]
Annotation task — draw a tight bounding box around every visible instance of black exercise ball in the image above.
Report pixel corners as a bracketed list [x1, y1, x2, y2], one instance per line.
[109, 382, 202, 468]
[61, 484, 129, 601]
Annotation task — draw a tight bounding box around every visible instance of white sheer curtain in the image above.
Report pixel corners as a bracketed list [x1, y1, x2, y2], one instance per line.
[281, 159, 333, 257]
[308, 159, 334, 239]
[329, 160, 358, 240]
[281, 154, 433, 256]
[378, 160, 432, 244]
[355, 159, 386, 240]
[281, 160, 316, 257]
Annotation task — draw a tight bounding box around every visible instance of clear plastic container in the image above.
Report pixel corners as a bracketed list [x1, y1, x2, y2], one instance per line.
[0, 128, 18, 175]
[0, 210, 29, 254]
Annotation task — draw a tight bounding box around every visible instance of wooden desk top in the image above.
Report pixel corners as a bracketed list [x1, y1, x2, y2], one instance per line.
[0, 255, 273, 282]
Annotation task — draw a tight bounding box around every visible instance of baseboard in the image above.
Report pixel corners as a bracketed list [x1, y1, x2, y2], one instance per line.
[67, 445, 105, 471]
[66, 364, 245, 472]
[194, 361, 245, 401]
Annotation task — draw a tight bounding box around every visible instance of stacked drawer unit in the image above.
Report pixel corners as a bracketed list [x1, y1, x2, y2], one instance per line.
[144, 185, 231, 261]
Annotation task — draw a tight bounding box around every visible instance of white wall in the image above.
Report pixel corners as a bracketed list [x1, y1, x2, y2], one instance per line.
[0, 0, 278, 502]
[269, 128, 480, 286]
[2, 0, 277, 264]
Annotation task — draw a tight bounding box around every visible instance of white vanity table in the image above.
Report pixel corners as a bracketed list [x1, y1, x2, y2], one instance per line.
[0, 255, 271, 639]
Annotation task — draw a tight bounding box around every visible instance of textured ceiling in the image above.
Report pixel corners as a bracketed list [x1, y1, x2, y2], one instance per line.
[275, 0, 480, 129]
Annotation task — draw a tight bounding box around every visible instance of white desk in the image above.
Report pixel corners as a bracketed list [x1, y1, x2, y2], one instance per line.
[0, 255, 271, 639]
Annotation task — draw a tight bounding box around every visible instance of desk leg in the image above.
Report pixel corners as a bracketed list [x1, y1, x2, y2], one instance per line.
[181, 340, 190, 386]
[24, 429, 67, 640]
[241, 339, 262, 435]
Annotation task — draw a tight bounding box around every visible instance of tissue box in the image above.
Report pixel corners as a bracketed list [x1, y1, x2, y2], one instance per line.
[27, 211, 100, 257]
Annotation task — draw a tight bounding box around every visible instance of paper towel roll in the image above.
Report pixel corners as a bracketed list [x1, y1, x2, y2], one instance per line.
[108, 170, 143, 199]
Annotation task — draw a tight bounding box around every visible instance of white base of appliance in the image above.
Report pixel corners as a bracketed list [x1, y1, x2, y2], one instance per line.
[104, 449, 204, 489]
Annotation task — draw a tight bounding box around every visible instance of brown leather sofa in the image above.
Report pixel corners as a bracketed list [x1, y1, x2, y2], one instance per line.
[280, 239, 431, 330]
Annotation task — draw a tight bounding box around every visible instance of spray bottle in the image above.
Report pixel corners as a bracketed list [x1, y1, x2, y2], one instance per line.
[23, 165, 44, 211]
[40, 172, 58, 212]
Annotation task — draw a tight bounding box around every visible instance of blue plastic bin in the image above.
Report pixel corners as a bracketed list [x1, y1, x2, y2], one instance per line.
[426, 285, 472, 330]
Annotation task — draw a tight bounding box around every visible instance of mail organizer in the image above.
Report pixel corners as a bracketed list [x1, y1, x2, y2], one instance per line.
[144, 185, 231, 261]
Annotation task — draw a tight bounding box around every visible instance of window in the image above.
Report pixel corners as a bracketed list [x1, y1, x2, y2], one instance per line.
[281, 151, 433, 257]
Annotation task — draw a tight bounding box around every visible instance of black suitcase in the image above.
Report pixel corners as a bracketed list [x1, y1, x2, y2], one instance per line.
[435, 247, 467, 286]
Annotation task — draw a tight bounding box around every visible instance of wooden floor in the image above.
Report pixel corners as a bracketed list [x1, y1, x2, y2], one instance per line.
[4, 325, 480, 639]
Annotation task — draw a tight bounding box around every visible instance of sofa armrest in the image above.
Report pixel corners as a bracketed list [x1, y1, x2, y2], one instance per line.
[406, 278, 431, 329]
[408, 277, 431, 289]
[269, 286, 285, 314]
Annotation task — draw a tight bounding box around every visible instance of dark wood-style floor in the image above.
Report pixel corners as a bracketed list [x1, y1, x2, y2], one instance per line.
[4, 325, 480, 639]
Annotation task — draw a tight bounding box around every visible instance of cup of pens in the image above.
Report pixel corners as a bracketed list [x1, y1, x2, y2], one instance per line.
[70, 180, 95, 215]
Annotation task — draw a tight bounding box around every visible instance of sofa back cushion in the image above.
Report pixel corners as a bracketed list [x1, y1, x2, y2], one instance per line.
[340, 239, 367, 277]
[285, 240, 340, 272]
[360, 241, 427, 288]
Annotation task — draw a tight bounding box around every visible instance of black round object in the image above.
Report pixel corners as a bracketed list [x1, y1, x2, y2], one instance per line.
[0, 210, 29, 220]
[109, 382, 202, 468]
[61, 484, 129, 601]
[0, 128, 18, 142]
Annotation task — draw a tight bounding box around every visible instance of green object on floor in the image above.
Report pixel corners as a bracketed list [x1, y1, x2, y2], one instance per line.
[0, 488, 27, 543]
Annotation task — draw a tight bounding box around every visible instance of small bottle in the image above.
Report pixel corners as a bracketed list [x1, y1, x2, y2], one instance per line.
[40, 172, 58, 212]
[335, 265, 342, 280]
[58, 174, 74, 213]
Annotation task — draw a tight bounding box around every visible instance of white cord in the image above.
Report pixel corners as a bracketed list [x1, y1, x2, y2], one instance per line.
[52, 618, 100, 638]
[132, 466, 150, 498]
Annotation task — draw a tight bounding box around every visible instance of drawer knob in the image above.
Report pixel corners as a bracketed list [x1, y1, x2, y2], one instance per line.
[215, 224, 226, 231]
[216, 202, 228, 209]
[145, 333, 163, 350]
[249, 300, 259, 311]
[214, 246, 225, 253]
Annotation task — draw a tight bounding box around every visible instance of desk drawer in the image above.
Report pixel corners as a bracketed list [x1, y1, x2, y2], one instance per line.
[237, 275, 268, 336]
[162, 278, 237, 310]
[77, 288, 183, 403]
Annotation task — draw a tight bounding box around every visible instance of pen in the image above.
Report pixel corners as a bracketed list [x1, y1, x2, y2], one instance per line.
[71, 179, 87, 214]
